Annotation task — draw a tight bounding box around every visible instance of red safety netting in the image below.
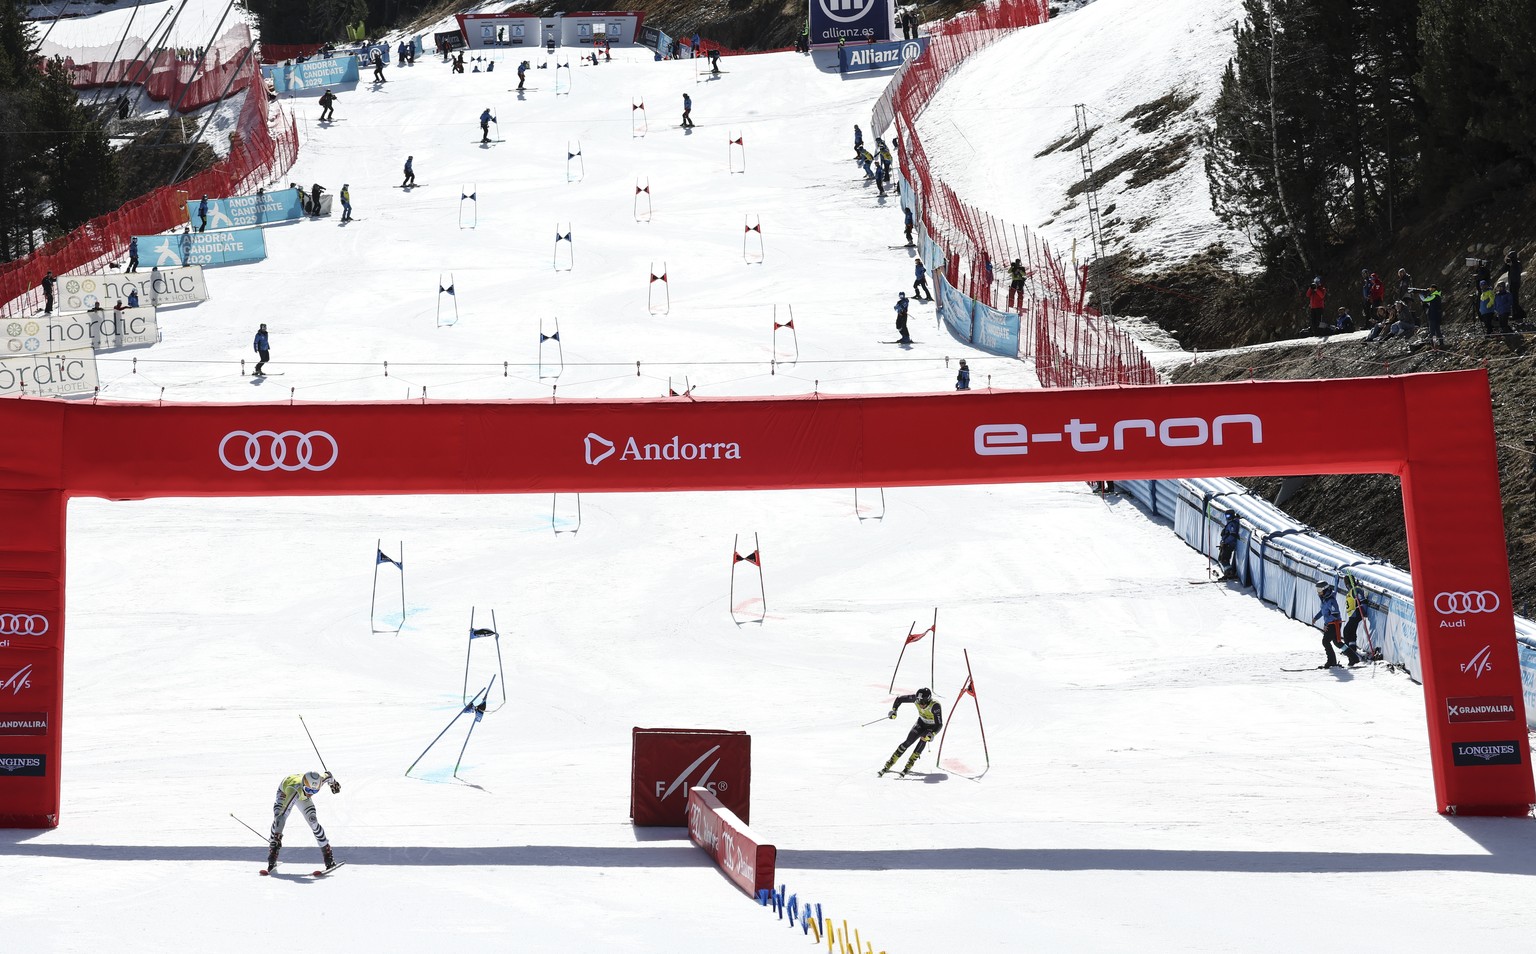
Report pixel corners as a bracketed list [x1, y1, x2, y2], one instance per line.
[259, 43, 327, 65]
[878, 0, 1156, 387]
[0, 87, 299, 317]
[59, 23, 258, 113]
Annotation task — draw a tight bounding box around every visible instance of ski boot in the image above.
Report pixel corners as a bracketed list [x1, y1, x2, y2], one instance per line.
[900, 752, 920, 777]
[878, 753, 899, 777]
[322, 845, 337, 871]
[266, 834, 282, 871]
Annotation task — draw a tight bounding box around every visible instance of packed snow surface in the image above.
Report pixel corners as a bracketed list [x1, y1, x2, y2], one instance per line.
[5, 3, 1536, 952]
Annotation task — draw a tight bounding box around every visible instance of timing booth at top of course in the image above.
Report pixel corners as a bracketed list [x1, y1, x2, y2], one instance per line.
[0, 370, 1530, 826]
[453, 11, 644, 50]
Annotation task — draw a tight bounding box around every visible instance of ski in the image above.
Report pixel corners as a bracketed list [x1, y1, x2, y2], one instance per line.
[311, 862, 346, 877]
[1280, 665, 1343, 672]
[889, 245, 917, 250]
[878, 340, 917, 345]
[394, 184, 426, 189]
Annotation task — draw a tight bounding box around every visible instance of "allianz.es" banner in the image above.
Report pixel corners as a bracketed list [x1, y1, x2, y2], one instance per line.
[809, 0, 891, 46]
[132, 229, 266, 268]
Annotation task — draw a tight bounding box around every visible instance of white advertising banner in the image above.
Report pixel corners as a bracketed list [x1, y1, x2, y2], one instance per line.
[3, 308, 160, 355]
[0, 347, 98, 397]
[57, 266, 209, 311]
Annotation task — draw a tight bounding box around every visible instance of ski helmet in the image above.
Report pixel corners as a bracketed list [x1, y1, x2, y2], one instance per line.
[301, 771, 325, 795]
[1315, 580, 1332, 594]
[915, 687, 933, 705]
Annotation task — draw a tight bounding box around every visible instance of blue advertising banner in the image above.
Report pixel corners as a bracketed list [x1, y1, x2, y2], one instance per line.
[838, 37, 928, 73]
[809, 0, 891, 46]
[348, 43, 391, 65]
[262, 56, 359, 93]
[132, 229, 267, 269]
[186, 188, 305, 230]
[972, 300, 1022, 358]
[936, 275, 973, 343]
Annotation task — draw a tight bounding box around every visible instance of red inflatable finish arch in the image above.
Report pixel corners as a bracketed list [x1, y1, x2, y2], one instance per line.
[1, 369, 1530, 824]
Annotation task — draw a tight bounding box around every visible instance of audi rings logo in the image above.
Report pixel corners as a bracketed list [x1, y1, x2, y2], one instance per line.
[1433, 591, 1500, 614]
[219, 430, 338, 472]
[0, 614, 49, 637]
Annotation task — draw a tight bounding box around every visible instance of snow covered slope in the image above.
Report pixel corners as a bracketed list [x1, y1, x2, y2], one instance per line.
[4, 5, 1536, 953]
[921, 0, 1256, 270]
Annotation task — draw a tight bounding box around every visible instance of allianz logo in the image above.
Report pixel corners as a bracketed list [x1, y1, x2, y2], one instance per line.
[585, 433, 742, 465]
[849, 47, 903, 66]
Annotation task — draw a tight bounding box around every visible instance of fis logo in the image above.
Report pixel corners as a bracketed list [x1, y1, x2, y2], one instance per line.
[1, 664, 34, 696]
[654, 745, 724, 801]
[1460, 646, 1493, 679]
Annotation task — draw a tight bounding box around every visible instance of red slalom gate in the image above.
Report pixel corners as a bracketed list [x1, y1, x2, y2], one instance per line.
[687, 786, 775, 898]
[0, 370, 1531, 825]
[630, 728, 751, 826]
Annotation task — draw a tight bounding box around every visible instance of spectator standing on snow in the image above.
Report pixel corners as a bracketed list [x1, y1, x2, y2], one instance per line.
[1217, 510, 1241, 580]
[197, 194, 210, 232]
[372, 50, 386, 83]
[903, 206, 914, 246]
[41, 270, 55, 314]
[339, 184, 352, 222]
[1304, 276, 1326, 332]
[319, 89, 336, 121]
[913, 259, 931, 301]
[1413, 284, 1444, 347]
[126, 287, 139, 308]
[127, 241, 139, 273]
[955, 360, 970, 390]
[310, 183, 326, 217]
[1494, 280, 1514, 331]
[252, 323, 271, 376]
[1505, 248, 1524, 324]
[893, 291, 911, 344]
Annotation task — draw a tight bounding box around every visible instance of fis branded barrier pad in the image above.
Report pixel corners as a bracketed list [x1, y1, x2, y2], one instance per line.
[630, 727, 751, 826]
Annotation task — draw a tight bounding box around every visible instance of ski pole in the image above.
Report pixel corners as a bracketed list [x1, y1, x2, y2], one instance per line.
[230, 813, 268, 843]
[860, 715, 890, 727]
[299, 714, 331, 776]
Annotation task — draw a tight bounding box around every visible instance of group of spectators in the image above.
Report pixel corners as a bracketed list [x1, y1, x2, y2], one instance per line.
[1303, 248, 1526, 349]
